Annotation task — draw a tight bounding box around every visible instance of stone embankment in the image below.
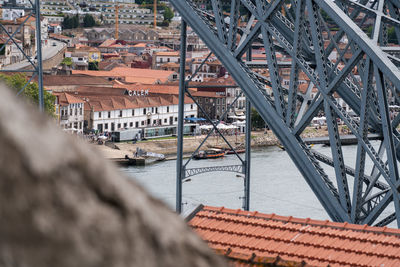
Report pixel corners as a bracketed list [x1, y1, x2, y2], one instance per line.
[96, 126, 334, 160]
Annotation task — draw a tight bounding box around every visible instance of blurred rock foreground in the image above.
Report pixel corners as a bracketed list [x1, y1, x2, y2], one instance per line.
[0, 85, 227, 267]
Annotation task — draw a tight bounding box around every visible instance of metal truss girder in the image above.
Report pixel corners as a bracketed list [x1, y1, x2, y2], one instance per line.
[170, 0, 349, 222]
[184, 165, 243, 179]
[314, 0, 400, 90]
[172, 0, 400, 226]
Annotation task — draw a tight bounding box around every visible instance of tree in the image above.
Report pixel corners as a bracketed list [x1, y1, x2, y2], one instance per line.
[251, 108, 267, 130]
[163, 6, 174, 22]
[62, 16, 72, 29]
[83, 14, 96, 28]
[61, 57, 73, 66]
[72, 14, 79, 28]
[0, 74, 56, 115]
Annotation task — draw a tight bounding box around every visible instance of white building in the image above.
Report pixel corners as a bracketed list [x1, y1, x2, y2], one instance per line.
[55, 92, 85, 133]
[78, 88, 197, 133]
[2, 9, 24, 20]
[152, 51, 180, 69]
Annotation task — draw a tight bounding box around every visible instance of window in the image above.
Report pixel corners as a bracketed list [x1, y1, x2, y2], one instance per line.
[61, 110, 64, 116]
[75, 108, 77, 116]
[141, 121, 144, 126]
[98, 112, 102, 118]
[132, 109, 135, 116]
[190, 104, 193, 110]
[151, 107, 154, 113]
[117, 123, 121, 129]
[135, 121, 139, 127]
[108, 111, 111, 118]
[79, 122, 82, 129]
[119, 110, 123, 117]
[143, 108, 146, 115]
[124, 123, 127, 128]
[153, 119, 156, 125]
[167, 106, 169, 113]
[80, 108, 82, 115]
[155, 107, 158, 113]
[217, 99, 220, 105]
[104, 123, 108, 130]
[164, 118, 167, 123]
[175, 117, 177, 122]
[70, 109, 72, 116]
[130, 122, 133, 127]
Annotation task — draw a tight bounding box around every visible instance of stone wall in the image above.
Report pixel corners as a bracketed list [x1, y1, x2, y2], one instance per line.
[0, 85, 227, 267]
[23, 46, 66, 71]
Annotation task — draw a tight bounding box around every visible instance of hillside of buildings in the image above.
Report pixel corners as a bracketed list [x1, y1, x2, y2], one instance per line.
[0, 0, 358, 156]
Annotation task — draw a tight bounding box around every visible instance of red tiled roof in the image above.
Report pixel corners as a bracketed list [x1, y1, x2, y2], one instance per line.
[54, 92, 84, 106]
[99, 39, 117, 48]
[154, 51, 179, 57]
[72, 67, 175, 84]
[188, 206, 400, 267]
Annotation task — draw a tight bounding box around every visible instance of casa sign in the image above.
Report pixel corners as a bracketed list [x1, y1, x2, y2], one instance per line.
[126, 89, 149, 96]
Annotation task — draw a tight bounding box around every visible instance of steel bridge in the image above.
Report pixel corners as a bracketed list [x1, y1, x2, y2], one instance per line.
[171, 0, 400, 227]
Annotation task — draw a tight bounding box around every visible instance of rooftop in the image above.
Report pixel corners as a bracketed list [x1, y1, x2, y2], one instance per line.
[38, 75, 113, 87]
[188, 206, 400, 267]
[72, 67, 176, 84]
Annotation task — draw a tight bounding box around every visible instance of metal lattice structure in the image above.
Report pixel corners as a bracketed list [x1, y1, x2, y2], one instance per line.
[176, 21, 252, 213]
[0, 0, 44, 111]
[170, 0, 400, 227]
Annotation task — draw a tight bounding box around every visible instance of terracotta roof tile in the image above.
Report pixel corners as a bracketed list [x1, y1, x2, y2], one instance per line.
[188, 206, 400, 267]
[73, 67, 175, 84]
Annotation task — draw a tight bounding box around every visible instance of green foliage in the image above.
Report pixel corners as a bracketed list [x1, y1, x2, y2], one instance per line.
[250, 108, 267, 129]
[62, 15, 80, 29]
[0, 73, 56, 115]
[61, 57, 73, 66]
[388, 26, 399, 44]
[163, 6, 174, 22]
[83, 14, 96, 28]
[366, 26, 398, 43]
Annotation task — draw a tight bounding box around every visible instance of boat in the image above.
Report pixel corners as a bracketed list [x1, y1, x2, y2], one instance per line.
[208, 145, 245, 154]
[225, 148, 246, 154]
[194, 149, 225, 160]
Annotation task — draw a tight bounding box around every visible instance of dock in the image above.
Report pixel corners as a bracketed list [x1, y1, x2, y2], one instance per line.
[303, 134, 382, 145]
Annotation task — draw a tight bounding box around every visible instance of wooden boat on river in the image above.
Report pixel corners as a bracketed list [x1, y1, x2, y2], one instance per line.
[194, 149, 225, 160]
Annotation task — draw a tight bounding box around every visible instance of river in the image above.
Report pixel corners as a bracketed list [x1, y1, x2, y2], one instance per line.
[121, 141, 393, 224]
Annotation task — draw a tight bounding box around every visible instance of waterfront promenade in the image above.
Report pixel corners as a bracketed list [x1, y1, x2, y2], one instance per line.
[96, 126, 344, 160]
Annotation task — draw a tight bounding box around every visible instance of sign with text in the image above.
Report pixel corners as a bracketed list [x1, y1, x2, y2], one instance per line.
[125, 89, 149, 97]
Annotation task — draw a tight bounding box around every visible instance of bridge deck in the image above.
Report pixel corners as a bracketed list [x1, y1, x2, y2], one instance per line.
[304, 134, 382, 145]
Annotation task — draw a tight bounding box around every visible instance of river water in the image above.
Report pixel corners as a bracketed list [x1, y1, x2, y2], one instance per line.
[121, 141, 392, 223]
